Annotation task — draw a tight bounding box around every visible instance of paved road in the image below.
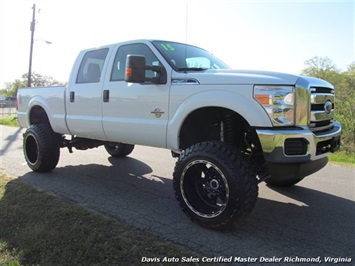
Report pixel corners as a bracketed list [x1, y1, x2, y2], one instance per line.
[1, 125, 354, 264]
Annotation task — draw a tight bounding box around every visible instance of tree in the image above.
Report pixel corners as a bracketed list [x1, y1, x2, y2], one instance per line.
[0, 80, 25, 97]
[1, 72, 65, 97]
[336, 62, 355, 148]
[22, 72, 62, 87]
[301, 56, 342, 86]
[343, 62, 355, 89]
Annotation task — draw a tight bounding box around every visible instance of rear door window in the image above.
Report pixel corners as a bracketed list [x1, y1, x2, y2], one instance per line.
[76, 48, 109, 83]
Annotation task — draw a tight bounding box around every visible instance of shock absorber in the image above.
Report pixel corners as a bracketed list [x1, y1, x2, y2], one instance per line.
[223, 111, 237, 148]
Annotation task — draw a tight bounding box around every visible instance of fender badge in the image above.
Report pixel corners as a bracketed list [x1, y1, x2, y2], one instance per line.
[151, 107, 164, 118]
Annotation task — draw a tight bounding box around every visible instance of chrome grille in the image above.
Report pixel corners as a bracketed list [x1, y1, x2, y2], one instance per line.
[309, 87, 334, 132]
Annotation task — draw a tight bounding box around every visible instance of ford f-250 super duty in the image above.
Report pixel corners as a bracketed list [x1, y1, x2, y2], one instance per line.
[17, 40, 342, 229]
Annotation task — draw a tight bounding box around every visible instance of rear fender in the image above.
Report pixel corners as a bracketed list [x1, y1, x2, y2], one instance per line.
[26, 95, 69, 134]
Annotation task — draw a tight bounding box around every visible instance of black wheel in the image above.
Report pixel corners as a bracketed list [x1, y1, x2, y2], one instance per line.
[23, 124, 61, 172]
[173, 141, 258, 229]
[104, 142, 134, 157]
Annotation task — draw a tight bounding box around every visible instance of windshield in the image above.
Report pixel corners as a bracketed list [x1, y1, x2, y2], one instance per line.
[152, 41, 230, 72]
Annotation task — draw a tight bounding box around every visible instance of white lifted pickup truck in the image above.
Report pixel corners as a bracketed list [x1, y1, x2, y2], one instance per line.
[17, 40, 342, 229]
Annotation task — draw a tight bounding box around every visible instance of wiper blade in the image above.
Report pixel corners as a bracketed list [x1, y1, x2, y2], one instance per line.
[177, 67, 208, 72]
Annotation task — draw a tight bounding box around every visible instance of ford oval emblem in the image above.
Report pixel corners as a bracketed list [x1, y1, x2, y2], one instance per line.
[324, 101, 332, 114]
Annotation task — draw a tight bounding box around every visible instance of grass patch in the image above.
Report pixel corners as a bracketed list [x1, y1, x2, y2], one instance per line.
[0, 241, 21, 266]
[328, 150, 355, 166]
[0, 115, 18, 127]
[0, 173, 203, 265]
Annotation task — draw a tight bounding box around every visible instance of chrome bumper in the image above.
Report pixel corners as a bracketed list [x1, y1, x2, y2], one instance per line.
[256, 122, 342, 164]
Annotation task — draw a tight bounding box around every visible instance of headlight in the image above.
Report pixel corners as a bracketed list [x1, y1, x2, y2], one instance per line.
[254, 86, 295, 126]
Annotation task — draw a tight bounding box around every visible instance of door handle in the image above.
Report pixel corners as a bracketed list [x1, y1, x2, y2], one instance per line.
[103, 90, 110, 102]
[70, 91, 75, 102]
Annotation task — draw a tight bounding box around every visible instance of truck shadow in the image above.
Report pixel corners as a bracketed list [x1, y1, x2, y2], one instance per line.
[0, 127, 23, 156]
[14, 157, 354, 259]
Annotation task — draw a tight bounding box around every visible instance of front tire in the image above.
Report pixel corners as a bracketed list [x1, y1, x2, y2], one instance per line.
[23, 124, 61, 172]
[173, 141, 258, 229]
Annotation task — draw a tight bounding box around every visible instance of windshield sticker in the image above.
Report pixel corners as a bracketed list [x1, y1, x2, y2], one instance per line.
[161, 43, 175, 51]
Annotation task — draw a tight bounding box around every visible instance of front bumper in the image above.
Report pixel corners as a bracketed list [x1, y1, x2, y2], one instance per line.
[256, 121, 342, 164]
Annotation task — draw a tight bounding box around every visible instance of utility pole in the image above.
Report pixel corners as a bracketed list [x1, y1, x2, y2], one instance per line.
[28, 4, 36, 87]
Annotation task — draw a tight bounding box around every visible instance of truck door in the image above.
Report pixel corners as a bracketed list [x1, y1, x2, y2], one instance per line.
[66, 48, 110, 140]
[102, 43, 170, 148]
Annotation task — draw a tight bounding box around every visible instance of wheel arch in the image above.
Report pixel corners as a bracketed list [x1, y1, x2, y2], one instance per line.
[167, 90, 270, 151]
[28, 105, 51, 126]
[178, 106, 252, 150]
[24, 95, 70, 134]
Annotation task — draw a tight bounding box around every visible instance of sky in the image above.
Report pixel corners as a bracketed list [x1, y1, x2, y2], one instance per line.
[0, 0, 354, 86]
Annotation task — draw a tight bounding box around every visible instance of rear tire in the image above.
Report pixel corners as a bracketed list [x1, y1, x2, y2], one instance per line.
[23, 124, 61, 172]
[104, 142, 134, 157]
[173, 141, 258, 229]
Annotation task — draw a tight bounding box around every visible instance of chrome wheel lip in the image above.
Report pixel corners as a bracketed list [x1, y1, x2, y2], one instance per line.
[180, 159, 230, 219]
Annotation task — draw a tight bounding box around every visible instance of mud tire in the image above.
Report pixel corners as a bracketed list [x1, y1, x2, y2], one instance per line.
[173, 141, 258, 229]
[23, 124, 60, 172]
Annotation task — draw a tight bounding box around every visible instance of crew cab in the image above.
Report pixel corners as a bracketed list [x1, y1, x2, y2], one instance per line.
[17, 40, 342, 228]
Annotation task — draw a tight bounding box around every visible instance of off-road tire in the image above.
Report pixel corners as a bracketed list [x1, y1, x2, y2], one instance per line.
[104, 143, 135, 157]
[23, 124, 61, 172]
[173, 141, 258, 229]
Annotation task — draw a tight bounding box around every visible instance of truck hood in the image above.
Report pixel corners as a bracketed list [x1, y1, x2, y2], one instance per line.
[180, 69, 301, 85]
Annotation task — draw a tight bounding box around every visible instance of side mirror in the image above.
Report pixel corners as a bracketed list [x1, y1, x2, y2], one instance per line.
[125, 55, 146, 83]
[125, 55, 167, 84]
